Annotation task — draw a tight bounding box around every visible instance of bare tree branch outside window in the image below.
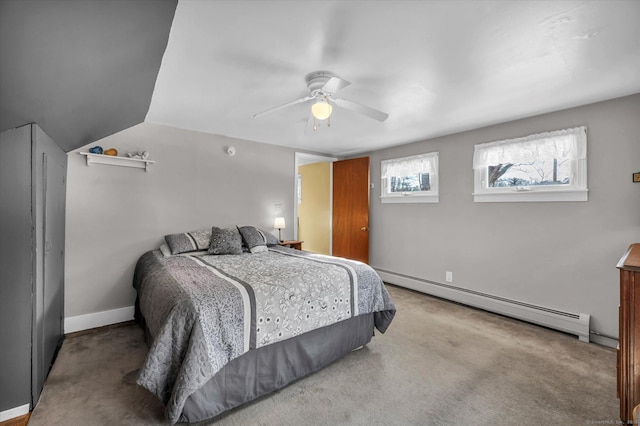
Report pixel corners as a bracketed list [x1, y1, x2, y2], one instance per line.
[488, 158, 571, 187]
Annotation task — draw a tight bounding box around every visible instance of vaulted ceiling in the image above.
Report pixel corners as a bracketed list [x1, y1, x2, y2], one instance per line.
[0, 0, 177, 152]
[2, 0, 639, 155]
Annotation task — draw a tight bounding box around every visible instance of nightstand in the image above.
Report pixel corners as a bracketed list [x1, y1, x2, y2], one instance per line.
[279, 240, 303, 250]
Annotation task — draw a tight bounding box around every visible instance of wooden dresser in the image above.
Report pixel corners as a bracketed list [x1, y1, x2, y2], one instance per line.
[617, 243, 640, 423]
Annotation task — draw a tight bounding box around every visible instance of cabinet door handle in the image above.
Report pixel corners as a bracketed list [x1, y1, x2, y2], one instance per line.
[360, 226, 368, 232]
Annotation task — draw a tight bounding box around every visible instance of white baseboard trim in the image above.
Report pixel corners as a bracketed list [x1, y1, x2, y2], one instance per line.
[376, 268, 592, 344]
[0, 403, 29, 422]
[590, 334, 618, 349]
[64, 306, 135, 334]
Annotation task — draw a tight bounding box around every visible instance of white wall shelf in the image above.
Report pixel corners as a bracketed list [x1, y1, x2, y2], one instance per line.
[79, 152, 155, 172]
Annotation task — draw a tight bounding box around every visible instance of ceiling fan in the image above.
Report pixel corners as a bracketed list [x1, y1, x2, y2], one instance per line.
[252, 71, 389, 132]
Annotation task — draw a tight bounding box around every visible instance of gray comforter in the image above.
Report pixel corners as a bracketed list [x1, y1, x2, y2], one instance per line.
[133, 246, 395, 424]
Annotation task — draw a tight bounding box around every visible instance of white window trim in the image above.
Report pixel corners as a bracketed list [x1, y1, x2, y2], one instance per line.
[381, 152, 439, 203]
[381, 193, 440, 203]
[473, 127, 588, 203]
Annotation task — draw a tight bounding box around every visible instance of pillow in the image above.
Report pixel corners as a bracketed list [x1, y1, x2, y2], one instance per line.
[261, 229, 281, 246]
[159, 243, 172, 258]
[238, 226, 268, 253]
[208, 227, 243, 255]
[164, 228, 212, 255]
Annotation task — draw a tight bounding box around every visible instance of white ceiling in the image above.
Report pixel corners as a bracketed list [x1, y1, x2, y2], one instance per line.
[145, 0, 640, 156]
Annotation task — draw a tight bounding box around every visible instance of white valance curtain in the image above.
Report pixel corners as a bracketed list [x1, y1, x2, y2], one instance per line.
[473, 126, 587, 169]
[381, 152, 437, 178]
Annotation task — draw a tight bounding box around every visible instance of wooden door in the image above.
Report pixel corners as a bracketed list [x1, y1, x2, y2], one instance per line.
[332, 157, 370, 263]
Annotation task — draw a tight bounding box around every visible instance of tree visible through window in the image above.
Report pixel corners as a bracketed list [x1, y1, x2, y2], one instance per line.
[390, 173, 431, 193]
[473, 126, 587, 202]
[381, 152, 439, 203]
[488, 158, 570, 188]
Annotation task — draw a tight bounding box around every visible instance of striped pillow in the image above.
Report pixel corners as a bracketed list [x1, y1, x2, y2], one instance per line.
[237, 226, 269, 253]
[164, 228, 212, 255]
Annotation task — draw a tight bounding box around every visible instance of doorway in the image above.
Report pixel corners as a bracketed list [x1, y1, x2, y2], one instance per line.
[294, 153, 336, 255]
[294, 154, 371, 263]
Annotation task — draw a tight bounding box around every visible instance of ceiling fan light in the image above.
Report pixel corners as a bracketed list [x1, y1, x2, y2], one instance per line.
[311, 100, 332, 120]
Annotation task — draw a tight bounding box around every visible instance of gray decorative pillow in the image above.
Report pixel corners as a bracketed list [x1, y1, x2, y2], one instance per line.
[165, 228, 212, 255]
[208, 227, 243, 255]
[238, 226, 269, 253]
[261, 229, 280, 246]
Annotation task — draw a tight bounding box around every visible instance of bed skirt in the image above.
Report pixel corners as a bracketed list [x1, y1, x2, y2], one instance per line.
[137, 308, 375, 423]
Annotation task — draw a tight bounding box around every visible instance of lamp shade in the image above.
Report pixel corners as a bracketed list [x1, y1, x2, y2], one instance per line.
[311, 101, 332, 120]
[274, 217, 286, 229]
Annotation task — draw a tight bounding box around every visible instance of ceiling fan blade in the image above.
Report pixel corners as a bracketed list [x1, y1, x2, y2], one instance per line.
[330, 97, 389, 122]
[321, 76, 350, 94]
[253, 95, 313, 118]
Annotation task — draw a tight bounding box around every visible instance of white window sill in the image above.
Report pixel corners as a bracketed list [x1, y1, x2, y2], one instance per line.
[381, 194, 439, 204]
[473, 189, 588, 203]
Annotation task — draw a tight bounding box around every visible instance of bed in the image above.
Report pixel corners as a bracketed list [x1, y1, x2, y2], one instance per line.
[132, 226, 396, 424]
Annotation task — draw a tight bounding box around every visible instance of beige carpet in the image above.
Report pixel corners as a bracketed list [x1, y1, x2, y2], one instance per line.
[28, 285, 618, 425]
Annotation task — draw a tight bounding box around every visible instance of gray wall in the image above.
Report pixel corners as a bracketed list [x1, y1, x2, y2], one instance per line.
[64, 94, 638, 344]
[65, 123, 297, 318]
[365, 94, 640, 344]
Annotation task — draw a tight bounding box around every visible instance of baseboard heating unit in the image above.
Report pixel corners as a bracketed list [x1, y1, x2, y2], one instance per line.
[375, 268, 590, 343]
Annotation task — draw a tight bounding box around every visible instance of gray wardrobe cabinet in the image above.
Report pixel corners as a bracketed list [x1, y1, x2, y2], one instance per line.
[0, 123, 67, 415]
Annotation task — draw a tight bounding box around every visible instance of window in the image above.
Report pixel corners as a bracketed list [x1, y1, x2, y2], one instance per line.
[473, 126, 588, 202]
[381, 152, 439, 203]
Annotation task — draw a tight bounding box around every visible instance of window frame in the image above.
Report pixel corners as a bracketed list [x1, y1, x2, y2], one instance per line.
[473, 127, 588, 203]
[380, 152, 439, 204]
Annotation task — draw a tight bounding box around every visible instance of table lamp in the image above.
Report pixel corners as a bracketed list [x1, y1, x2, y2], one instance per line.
[274, 217, 286, 241]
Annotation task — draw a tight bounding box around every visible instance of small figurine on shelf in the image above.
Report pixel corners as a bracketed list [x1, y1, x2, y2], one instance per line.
[126, 151, 150, 160]
[88, 146, 103, 154]
[104, 148, 118, 156]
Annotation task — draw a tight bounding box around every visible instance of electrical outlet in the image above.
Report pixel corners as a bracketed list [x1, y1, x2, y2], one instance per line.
[446, 271, 453, 282]
[274, 203, 282, 213]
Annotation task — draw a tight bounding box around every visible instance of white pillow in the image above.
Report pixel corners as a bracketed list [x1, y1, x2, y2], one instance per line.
[249, 245, 268, 253]
[159, 243, 172, 257]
